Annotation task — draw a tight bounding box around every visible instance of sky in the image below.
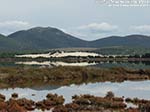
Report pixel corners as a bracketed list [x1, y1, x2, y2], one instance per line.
[0, 0, 150, 40]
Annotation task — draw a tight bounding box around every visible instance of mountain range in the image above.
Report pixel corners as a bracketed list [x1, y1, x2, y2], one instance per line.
[0, 27, 150, 52]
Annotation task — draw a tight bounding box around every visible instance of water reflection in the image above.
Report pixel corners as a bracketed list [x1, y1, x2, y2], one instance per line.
[0, 81, 150, 103]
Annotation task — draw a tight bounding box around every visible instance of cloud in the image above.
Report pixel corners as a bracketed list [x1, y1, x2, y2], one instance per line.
[78, 22, 118, 33]
[131, 25, 150, 33]
[66, 22, 119, 40]
[0, 21, 32, 35]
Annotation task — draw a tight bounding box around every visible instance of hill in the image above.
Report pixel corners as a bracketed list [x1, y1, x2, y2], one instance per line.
[8, 27, 88, 50]
[0, 27, 150, 53]
[90, 35, 150, 48]
[0, 34, 19, 51]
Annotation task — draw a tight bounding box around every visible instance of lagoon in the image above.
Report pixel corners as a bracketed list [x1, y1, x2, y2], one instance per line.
[0, 80, 150, 104]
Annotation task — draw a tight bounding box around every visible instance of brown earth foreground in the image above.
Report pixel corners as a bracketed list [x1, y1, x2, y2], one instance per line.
[0, 66, 150, 88]
[0, 67, 150, 111]
[0, 92, 150, 112]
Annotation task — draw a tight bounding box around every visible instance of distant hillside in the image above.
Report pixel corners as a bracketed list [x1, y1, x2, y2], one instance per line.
[0, 34, 19, 51]
[8, 27, 88, 50]
[90, 35, 150, 48]
[0, 27, 150, 52]
[93, 46, 150, 55]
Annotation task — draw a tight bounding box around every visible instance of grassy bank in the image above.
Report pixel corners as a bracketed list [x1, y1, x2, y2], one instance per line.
[0, 66, 149, 88]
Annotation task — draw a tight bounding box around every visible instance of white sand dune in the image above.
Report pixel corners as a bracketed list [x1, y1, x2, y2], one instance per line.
[15, 51, 101, 58]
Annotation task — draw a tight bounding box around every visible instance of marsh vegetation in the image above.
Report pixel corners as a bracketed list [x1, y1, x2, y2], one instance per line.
[0, 66, 149, 88]
[0, 92, 149, 112]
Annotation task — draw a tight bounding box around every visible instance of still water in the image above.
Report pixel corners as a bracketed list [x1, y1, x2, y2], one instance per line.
[0, 81, 150, 103]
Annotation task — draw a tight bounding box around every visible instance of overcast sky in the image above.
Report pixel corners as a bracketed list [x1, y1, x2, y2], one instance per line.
[0, 0, 150, 40]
